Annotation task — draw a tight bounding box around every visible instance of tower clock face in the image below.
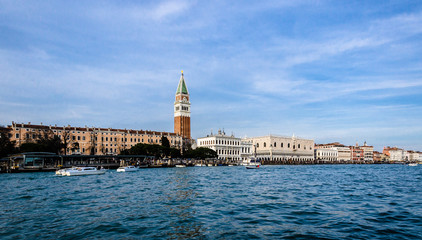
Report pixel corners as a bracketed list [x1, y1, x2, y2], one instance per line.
[183, 97, 187, 102]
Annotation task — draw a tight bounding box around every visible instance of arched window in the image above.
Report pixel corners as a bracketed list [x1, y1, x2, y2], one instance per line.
[264, 142, 266, 147]
[288, 143, 290, 148]
[257, 143, 259, 148]
[274, 142, 277, 147]
[281, 143, 284, 148]
[298, 144, 301, 149]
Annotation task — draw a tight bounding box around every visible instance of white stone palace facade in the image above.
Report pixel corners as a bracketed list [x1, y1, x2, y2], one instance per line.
[244, 135, 314, 162]
[197, 130, 252, 161]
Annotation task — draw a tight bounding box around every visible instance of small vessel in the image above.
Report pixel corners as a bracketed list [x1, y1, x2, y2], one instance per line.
[64, 167, 106, 176]
[175, 164, 186, 168]
[245, 157, 260, 169]
[408, 163, 418, 166]
[56, 167, 77, 176]
[194, 163, 206, 167]
[117, 166, 138, 172]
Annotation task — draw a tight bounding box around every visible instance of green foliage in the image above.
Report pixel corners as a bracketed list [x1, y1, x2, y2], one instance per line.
[122, 143, 182, 158]
[37, 133, 64, 154]
[170, 148, 182, 158]
[0, 132, 16, 158]
[18, 132, 64, 154]
[184, 147, 217, 159]
[161, 136, 170, 148]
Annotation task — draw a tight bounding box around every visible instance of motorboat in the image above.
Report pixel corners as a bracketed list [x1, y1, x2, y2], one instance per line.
[245, 157, 260, 169]
[194, 163, 206, 167]
[117, 166, 139, 172]
[64, 167, 106, 176]
[175, 164, 186, 168]
[408, 163, 418, 166]
[55, 167, 77, 176]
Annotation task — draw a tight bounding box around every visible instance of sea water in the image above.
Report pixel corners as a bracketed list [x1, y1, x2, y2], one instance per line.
[0, 165, 421, 239]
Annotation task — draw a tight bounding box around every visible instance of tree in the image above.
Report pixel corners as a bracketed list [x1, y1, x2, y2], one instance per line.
[18, 131, 64, 154]
[170, 148, 182, 158]
[122, 143, 182, 159]
[88, 130, 97, 155]
[184, 147, 217, 159]
[61, 129, 74, 155]
[161, 136, 170, 148]
[0, 132, 16, 158]
[161, 136, 171, 157]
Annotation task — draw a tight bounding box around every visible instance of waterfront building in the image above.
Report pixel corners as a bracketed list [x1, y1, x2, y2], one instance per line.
[197, 129, 252, 161]
[350, 145, 364, 162]
[389, 148, 405, 162]
[7, 122, 182, 155]
[315, 142, 351, 162]
[337, 147, 352, 162]
[244, 135, 314, 162]
[361, 141, 374, 162]
[174, 71, 191, 139]
[314, 148, 338, 162]
[408, 151, 420, 162]
[383, 147, 406, 162]
[373, 151, 382, 162]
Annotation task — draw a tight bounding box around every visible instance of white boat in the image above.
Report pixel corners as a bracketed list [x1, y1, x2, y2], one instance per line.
[194, 163, 206, 167]
[245, 157, 260, 169]
[175, 164, 186, 168]
[64, 167, 106, 176]
[408, 163, 418, 166]
[117, 166, 138, 172]
[56, 167, 77, 176]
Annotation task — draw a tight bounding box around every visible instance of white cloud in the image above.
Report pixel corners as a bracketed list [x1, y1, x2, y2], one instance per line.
[152, 0, 191, 20]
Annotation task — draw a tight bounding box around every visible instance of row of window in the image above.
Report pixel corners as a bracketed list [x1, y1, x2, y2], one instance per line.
[200, 139, 241, 146]
[217, 149, 240, 155]
[15, 133, 172, 145]
[317, 152, 337, 156]
[16, 128, 176, 139]
[257, 142, 312, 150]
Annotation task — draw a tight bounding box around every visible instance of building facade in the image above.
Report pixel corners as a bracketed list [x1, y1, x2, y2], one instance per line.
[314, 148, 338, 162]
[314, 142, 351, 162]
[197, 129, 252, 161]
[389, 148, 404, 162]
[244, 135, 314, 162]
[361, 142, 374, 161]
[7, 122, 182, 155]
[174, 71, 191, 139]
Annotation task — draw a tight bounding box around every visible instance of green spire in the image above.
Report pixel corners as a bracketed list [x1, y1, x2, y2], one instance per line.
[176, 71, 189, 95]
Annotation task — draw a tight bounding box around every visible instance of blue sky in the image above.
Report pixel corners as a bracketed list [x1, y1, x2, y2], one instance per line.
[1, 0, 422, 151]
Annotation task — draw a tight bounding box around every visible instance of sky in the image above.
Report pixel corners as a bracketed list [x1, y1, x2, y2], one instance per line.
[1, 0, 422, 151]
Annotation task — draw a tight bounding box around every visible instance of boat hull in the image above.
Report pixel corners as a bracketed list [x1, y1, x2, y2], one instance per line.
[117, 166, 138, 172]
[64, 167, 106, 176]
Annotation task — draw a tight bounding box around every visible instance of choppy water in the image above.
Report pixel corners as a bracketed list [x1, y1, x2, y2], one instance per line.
[1, 165, 421, 239]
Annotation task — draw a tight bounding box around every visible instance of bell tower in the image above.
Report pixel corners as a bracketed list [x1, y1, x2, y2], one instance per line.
[174, 70, 191, 139]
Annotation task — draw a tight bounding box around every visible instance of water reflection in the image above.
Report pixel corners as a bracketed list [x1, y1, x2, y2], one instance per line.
[163, 168, 205, 239]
